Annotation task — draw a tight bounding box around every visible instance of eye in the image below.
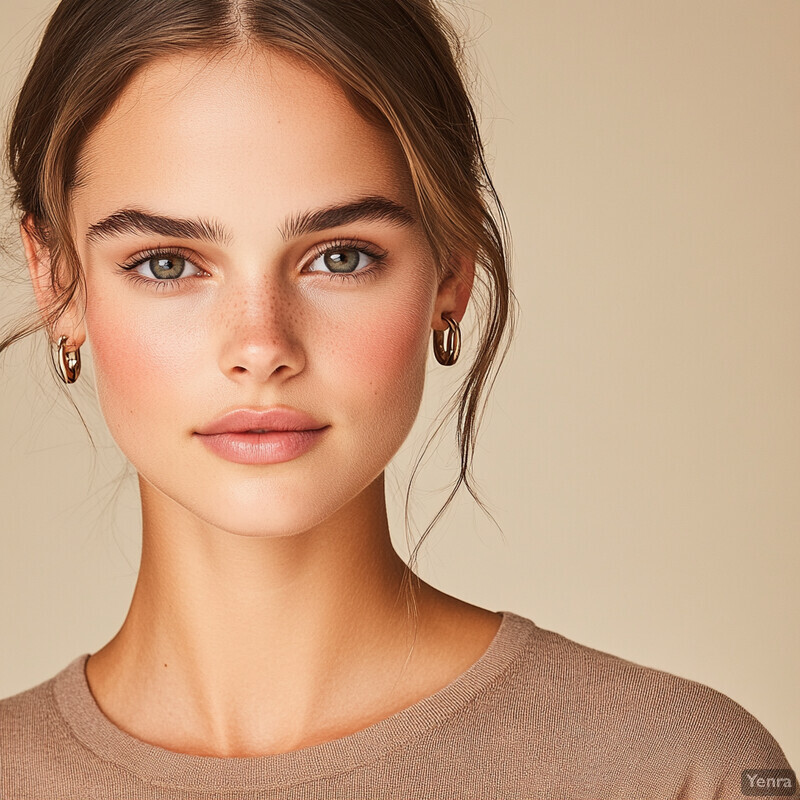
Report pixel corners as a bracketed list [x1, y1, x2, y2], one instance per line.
[126, 251, 204, 281]
[116, 248, 207, 291]
[304, 239, 388, 283]
[311, 248, 363, 274]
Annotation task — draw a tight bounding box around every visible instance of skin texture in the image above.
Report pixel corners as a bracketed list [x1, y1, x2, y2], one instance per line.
[22, 45, 501, 757]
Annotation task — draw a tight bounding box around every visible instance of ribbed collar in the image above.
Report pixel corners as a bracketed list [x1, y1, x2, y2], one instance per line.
[52, 609, 534, 791]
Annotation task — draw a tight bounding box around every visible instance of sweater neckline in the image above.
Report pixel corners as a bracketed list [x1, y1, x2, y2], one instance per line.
[52, 609, 533, 791]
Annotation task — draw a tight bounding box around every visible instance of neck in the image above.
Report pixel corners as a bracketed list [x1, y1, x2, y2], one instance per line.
[86, 471, 437, 757]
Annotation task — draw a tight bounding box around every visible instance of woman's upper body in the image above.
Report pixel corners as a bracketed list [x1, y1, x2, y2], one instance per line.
[0, 609, 793, 799]
[9, 17, 486, 765]
[0, 1, 794, 797]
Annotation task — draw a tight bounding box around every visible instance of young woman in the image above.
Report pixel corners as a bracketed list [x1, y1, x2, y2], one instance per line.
[0, 0, 793, 797]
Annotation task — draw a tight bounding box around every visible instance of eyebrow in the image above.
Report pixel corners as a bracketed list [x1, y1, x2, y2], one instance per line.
[85, 195, 417, 246]
[279, 195, 417, 240]
[86, 209, 231, 245]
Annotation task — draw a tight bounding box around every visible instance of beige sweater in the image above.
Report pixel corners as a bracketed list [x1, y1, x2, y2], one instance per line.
[0, 610, 794, 799]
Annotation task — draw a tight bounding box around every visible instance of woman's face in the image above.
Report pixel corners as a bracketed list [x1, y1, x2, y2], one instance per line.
[61, 47, 465, 537]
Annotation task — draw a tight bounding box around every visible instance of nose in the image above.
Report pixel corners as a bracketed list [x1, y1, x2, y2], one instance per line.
[214, 281, 305, 384]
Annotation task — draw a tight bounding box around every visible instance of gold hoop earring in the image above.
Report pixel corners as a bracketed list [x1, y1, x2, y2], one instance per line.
[55, 335, 81, 384]
[432, 315, 460, 366]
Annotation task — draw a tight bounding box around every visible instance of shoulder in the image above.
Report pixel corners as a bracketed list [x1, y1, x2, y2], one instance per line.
[507, 614, 790, 754]
[0, 672, 59, 735]
[0, 657, 87, 787]
[486, 613, 793, 796]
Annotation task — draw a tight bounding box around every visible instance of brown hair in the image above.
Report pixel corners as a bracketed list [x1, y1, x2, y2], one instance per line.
[2, 0, 519, 621]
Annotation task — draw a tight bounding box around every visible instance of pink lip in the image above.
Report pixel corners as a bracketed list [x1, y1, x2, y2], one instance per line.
[196, 429, 329, 465]
[195, 406, 326, 435]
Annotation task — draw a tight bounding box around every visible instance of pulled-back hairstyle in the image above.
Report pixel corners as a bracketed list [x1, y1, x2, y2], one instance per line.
[2, 0, 518, 621]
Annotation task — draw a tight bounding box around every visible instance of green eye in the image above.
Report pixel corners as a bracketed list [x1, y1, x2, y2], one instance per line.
[323, 248, 361, 273]
[148, 255, 186, 279]
[119, 249, 203, 287]
[304, 239, 388, 285]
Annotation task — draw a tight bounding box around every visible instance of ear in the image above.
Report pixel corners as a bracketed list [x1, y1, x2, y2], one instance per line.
[432, 251, 475, 330]
[20, 215, 86, 348]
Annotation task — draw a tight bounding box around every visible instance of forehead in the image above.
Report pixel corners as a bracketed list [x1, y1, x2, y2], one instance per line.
[71, 46, 414, 224]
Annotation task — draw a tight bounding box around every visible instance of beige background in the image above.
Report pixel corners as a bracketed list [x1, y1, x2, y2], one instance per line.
[1, 0, 798, 769]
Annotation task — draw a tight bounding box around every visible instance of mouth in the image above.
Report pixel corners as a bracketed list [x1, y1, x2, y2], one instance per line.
[195, 406, 327, 437]
[234, 428, 324, 433]
[194, 427, 330, 465]
[203, 426, 327, 435]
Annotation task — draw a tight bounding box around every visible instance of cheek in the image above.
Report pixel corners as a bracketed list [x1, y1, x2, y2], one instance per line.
[329, 282, 434, 423]
[84, 288, 198, 441]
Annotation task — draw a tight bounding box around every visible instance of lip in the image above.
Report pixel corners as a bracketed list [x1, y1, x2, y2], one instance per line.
[196, 429, 329, 465]
[195, 406, 327, 435]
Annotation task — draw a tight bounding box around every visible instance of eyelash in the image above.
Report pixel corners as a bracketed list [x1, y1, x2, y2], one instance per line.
[115, 238, 389, 292]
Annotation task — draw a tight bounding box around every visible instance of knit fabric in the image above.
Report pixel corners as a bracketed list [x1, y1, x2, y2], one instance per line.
[0, 610, 793, 799]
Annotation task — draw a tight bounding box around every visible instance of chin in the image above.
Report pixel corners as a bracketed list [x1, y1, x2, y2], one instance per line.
[181, 483, 355, 540]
